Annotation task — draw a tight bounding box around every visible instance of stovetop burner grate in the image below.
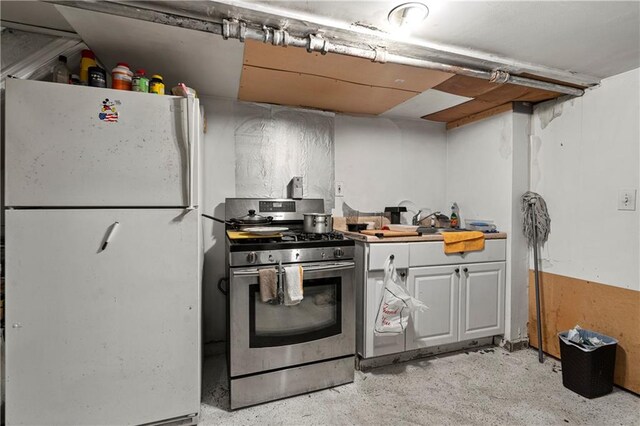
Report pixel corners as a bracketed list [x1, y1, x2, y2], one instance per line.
[227, 228, 352, 252]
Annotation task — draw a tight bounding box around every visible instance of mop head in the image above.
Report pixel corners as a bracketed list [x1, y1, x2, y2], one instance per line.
[521, 191, 551, 247]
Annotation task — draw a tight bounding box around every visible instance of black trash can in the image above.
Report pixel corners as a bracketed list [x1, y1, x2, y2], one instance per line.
[558, 329, 618, 398]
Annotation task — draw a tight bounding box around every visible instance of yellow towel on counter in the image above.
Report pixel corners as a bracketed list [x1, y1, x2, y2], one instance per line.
[442, 231, 485, 254]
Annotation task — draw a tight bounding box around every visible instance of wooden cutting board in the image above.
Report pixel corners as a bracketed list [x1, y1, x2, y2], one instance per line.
[227, 231, 282, 239]
[360, 230, 420, 238]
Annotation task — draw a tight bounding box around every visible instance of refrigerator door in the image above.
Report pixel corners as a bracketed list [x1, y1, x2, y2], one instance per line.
[5, 209, 201, 426]
[5, 79, 199, 207]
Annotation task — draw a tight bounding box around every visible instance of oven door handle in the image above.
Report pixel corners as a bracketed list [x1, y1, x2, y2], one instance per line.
[231, 261, 355, 277]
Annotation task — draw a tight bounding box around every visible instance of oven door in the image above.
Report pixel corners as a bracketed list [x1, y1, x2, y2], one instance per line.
[229, 261, 355, 377]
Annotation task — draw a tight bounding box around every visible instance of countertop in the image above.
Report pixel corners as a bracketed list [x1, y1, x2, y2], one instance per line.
[339, 230, 507, 243]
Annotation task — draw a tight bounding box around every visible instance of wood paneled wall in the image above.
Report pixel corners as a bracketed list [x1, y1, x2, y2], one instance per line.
[528, 271, 640, 394]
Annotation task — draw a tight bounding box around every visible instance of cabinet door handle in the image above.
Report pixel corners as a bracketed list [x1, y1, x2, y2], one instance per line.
[455, 268, 460, 274]
[463, 267, 468, 273]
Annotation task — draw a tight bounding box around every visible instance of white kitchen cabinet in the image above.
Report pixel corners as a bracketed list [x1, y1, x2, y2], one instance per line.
[459, 262, 506, 340]
[407, 261, 506, 348]
[406, 265, 459, 349]
[356, 238, 506, 361]
[364, 271, 406, 357]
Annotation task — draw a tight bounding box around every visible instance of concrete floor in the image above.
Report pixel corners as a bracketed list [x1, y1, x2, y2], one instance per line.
[200, 347, 639, 425]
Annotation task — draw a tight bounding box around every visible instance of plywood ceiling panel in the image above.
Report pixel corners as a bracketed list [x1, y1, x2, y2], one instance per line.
[243, 40, 454, 93]
[446, 104, 514, 130]
[239, 66, 415, 115]
[433, 75, 500, 98]
[515, 88, 562, 103]
[240, 39, 567, 125]
[424, 77, 563, 127]
[475, 84, 531, 104]
[422, 99, 502, 122]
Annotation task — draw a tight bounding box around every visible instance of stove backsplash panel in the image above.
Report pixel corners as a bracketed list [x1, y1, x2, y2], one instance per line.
[235, 104, 335, 212]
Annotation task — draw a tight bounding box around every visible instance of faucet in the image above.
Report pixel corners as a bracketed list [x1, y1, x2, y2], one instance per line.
[411, 210, 423, 225]
[414, 211, 441, 226]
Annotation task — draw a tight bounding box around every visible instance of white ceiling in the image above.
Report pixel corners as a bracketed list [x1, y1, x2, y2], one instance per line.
[2, 1, 639, 115]
[0, 1, 75, 32]
[253, 0, 640, 79]
[382, 90, 471, 119]
[55, 5, 244, 99]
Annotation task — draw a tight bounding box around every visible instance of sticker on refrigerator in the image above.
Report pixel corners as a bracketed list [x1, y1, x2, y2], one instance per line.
[98, 98, 120, 123]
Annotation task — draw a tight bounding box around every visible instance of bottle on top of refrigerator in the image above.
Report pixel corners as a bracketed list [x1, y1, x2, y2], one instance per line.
[112, 63, 133, 90]
[88, 66, 107, 88]
[52, 55, 70, 84]
[450, 202, 460, 228]
[132, 69, 150, 93]
[79, 50, 96, 85]
[149, 74, 165, 95]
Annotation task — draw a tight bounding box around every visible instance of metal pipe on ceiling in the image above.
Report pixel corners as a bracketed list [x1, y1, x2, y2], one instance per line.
[50, 1, 585, 97]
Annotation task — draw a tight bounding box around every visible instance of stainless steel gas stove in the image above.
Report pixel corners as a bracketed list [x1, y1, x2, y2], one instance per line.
[225, 198, 355, 409]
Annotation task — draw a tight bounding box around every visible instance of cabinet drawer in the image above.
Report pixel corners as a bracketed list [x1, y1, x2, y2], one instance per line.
[409, 239, 506, 267]
[368, 243, 409, 270]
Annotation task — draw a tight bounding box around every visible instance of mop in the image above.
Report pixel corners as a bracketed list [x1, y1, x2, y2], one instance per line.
[521, 191, 551, 363]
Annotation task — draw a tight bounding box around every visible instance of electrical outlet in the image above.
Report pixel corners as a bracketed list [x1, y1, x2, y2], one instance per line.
[618, 188, 637, 211]
[335, 181, 344, 197]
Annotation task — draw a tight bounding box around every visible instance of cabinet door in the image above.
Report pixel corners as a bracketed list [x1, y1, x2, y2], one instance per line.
[406, 266, 458, 349]
[364, 271, 405, 357]
[459, 262, 506, 340]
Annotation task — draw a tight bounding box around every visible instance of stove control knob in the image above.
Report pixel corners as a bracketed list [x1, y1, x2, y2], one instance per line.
[268, 254, 274, 262]
[321, 251, 326, 259]
[334, 248, 344, 258]
[247, 252, 258, 264]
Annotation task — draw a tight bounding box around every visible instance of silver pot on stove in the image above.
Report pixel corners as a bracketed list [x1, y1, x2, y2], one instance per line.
[303, 213, 333, 233]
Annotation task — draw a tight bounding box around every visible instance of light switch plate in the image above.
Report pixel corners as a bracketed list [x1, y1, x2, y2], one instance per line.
[618, 188, 637, 211]
[335, 181, 344, 197]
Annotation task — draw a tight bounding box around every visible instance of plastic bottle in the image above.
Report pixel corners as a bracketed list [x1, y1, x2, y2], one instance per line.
[88, 66, 107, 88]
[149, 74, 165, 95]
[132, 69, 150, 93]
[52, 55, 70, 84]
[79, 50, 96, 85]
[112, 62, 133, 90]
[450, 202, 460, 228]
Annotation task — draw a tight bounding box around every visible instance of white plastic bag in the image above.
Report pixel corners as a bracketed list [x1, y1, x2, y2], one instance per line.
[374, 255, 428, 335]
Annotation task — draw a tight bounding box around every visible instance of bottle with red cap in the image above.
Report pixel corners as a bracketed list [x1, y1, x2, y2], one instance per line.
[132, 69, 150, 93]
[79, 50, 96, 85]
[112, 63, 133, 91]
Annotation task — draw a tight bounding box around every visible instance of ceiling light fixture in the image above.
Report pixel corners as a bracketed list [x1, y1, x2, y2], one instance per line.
[388, 2, 429, 29]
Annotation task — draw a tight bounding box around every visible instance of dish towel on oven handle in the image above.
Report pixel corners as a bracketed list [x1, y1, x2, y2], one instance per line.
[374, 255, 428, 335]
[258, 268, 278, 303]
[284, 265, 304, 306]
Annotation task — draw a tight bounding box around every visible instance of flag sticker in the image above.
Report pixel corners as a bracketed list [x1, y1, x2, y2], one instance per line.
[99, 98, 120, 123]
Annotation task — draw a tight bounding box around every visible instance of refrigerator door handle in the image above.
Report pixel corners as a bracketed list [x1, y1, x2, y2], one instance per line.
[185, 98, 197, 210]
[101, 221, 120, 251]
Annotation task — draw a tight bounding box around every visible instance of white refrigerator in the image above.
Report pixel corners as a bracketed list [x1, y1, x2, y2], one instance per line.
[4, 79, 202, 425]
